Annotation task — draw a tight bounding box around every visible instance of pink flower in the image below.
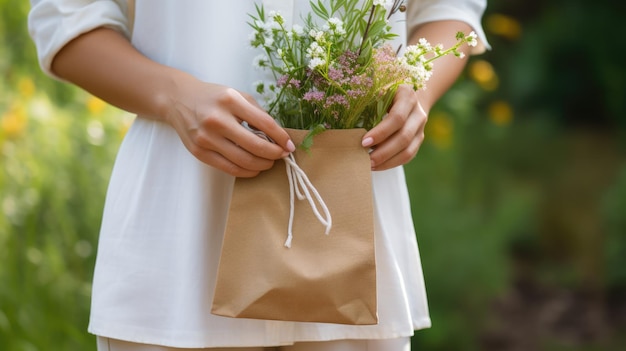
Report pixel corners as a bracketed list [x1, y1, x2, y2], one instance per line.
[328, 68, 344, 81]
[303, 90, 325, 102]
[288, 78, 301, 89]
[276, 75, 289, 87]
[324, 94, 349, 108]
[277, 75, 302, 89]
[347, 89, 365, 98]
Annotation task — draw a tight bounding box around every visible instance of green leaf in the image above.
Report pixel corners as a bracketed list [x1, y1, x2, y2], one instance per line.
[358, 40, 373, 65]
[300, 124, 327, 151]
[311, 0, 329, 20]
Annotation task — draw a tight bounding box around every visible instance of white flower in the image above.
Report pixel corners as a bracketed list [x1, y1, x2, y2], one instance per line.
[288, 24, 305, 39]
[308, 57, 326, 70]
[252, 54, 269, 69]
[252, 80, 266, 94]
[403, 44, 428, 65]
[373, 0, 392, 7]
[402, 61, 432, 89]
[248, 31, 259, 47]
[466, 31, 478, 47]
[252, 81, 277, 107]
[309, 29, 326, 43]
[292, 24, 304, 37]
[324, 17, 345, 36]
[305, 42, 325, 59]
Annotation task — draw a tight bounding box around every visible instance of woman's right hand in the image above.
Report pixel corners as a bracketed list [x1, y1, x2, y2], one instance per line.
[50, 28, 294, 177]
[162, 76, 295, 178]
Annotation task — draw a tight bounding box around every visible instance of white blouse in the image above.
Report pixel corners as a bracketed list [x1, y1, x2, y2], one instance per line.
[28, 0, 489, 348]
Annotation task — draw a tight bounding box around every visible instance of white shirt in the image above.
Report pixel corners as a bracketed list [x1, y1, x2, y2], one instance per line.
[28, 0, 489, 347]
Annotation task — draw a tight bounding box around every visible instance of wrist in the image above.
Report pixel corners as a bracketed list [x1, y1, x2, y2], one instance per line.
[152, 68, 197, 125]
[415, 89, 433, 116]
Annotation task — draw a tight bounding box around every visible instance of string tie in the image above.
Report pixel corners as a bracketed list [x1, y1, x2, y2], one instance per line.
[242, 122, 332, 248]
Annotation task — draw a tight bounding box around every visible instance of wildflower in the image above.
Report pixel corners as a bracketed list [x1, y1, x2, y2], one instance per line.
[252, 80, 267, 95]
[328, 68, 344, 81]
[303, 90, 325, 102]
[467, 31, 479, 47]
[253, 54, 269, 69]
[268, 10, 284, 25]
[247, 0, 476, 134]
[87, 96, 107, 114]
[288, 79, 301, 89]
[309, 29, 326, 44]
[292, 24, 304, 37]
[373, 0, 393, 7]
[308, 57, 326, 70]
[324, 94, 349, 109]
[263, 35, 274, 48]
[324, 18, 345, 36]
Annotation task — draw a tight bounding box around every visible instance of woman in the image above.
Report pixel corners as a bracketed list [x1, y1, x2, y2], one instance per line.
[28, 1, 489, 350]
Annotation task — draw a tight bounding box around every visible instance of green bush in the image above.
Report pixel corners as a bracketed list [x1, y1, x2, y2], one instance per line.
[0, 72, 130, 349]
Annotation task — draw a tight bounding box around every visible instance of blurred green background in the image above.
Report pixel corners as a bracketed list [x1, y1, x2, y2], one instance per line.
[1, 0, 625, 350]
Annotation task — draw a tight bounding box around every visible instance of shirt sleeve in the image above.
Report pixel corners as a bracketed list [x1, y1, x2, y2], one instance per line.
[28, 0, 130, 80]
[406, 0, 491, 54]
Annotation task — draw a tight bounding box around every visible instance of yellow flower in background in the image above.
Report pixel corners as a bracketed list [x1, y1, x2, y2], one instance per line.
[486, 13, 522, 40]
[426, 112, 454, 149]
[18, 77, 36, 99]
[469, 59, 499, 91]
[1, 104, 28, 139]
[488, 100, 513, 126]
[87, 96, 107, 115]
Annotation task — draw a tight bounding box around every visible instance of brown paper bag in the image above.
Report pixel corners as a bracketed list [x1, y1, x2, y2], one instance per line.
[211, 128, 377, 325]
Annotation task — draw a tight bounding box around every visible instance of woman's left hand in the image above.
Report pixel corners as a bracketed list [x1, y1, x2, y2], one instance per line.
[361, 85, 429, 171]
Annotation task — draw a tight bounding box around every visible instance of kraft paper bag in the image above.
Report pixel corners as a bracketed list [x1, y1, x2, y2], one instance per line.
[211, 128, 377, 325]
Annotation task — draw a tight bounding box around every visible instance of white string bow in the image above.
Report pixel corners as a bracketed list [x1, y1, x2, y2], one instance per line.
[242, 122, 332, 247]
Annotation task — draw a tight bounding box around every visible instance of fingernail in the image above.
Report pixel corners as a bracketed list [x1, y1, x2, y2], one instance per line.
[362, 137, 374, 147]
[286, 140, 296, 152]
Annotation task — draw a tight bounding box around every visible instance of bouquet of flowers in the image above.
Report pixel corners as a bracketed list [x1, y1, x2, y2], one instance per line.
[249, 0, 478, 148]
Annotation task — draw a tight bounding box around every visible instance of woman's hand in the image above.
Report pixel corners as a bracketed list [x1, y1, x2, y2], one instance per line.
[163, 76, 295, 178]
[50, 28, 295, 178]
[360, 20, 477, 171]
[361, 85, 428, 171]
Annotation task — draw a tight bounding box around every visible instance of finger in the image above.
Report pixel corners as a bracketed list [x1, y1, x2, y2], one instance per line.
[193, 127, 277, 171]
[361, 85, 416, 148]
[186, 143, 262, 178]
[224, 120, 292, 160]
[223, 88, 295, 153]
[239, 90, 264, 109]
[216, 135, 277, 171]
[372, 130, 423, 171]
[369, 111, 422, 169]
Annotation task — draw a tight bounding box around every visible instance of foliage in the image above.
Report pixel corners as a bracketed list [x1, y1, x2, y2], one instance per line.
[1, 3, 130, 349]
[0, 76, 130, 350]
[248, 0, 476, 147]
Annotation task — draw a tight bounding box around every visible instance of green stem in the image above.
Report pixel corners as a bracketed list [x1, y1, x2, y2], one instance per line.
[358, 4, 377, 56]
[424, 40, 467, 65]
